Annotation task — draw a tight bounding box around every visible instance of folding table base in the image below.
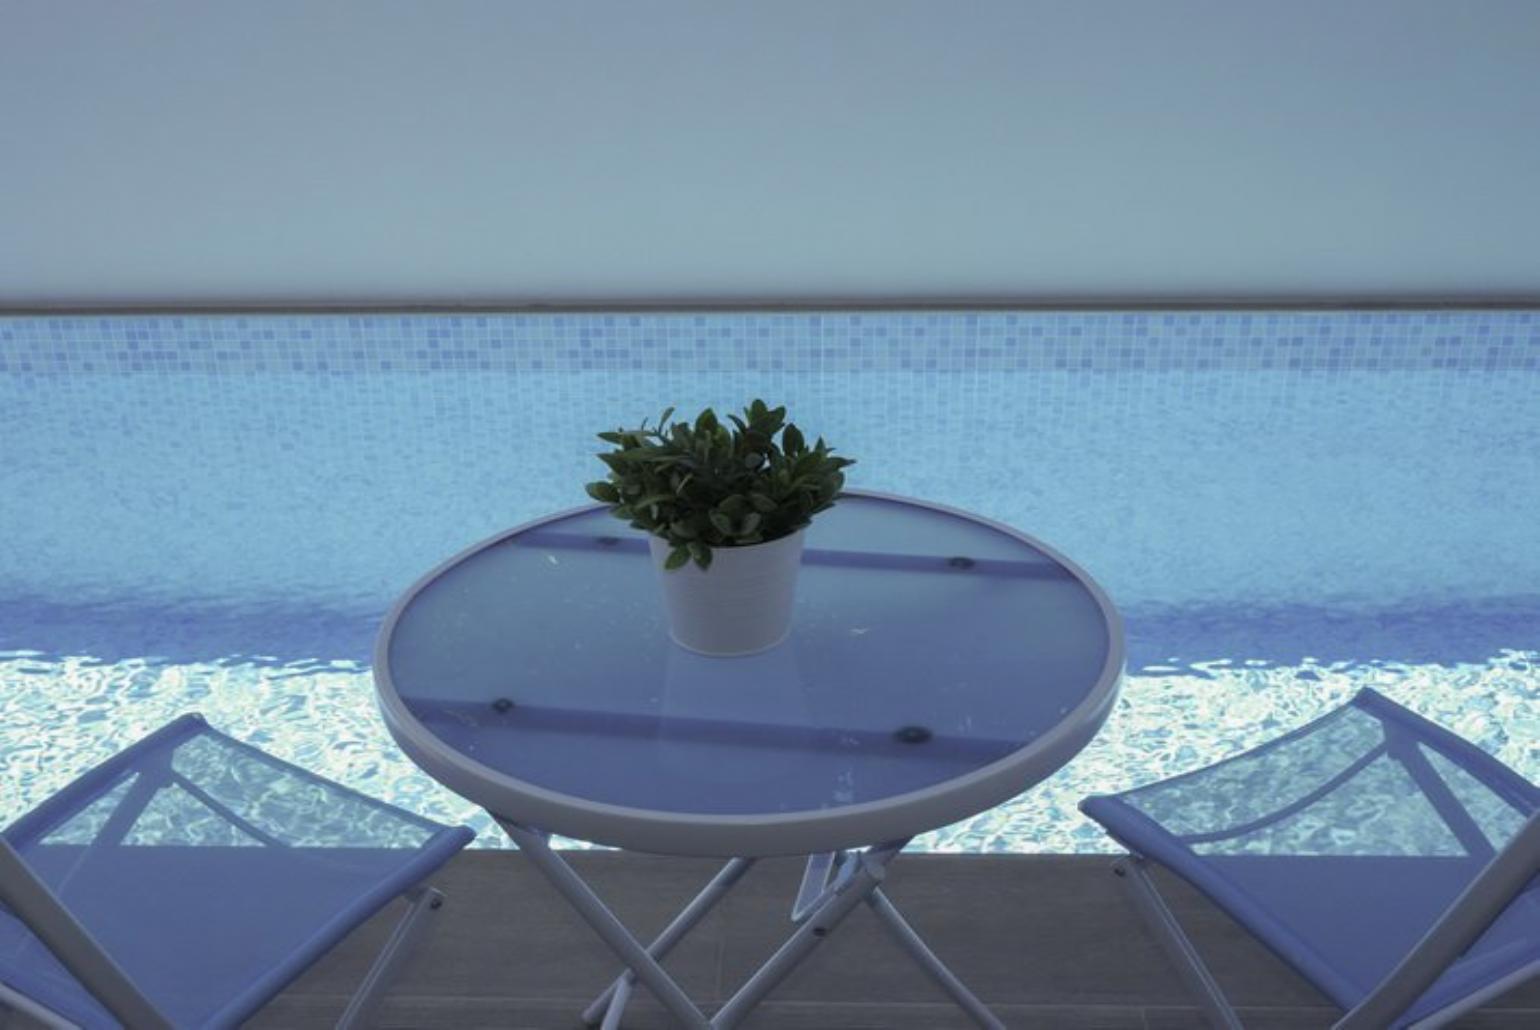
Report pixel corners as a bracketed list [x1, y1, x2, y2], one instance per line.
[497, 819, 1004, 1029]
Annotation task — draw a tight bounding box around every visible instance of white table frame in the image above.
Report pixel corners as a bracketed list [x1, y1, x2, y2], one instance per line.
[501, 822, 1002, 1029]
[375, 491, 1125, 1027]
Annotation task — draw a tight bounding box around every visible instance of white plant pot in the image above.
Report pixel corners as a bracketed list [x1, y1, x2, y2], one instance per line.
[649, 529, 806, 657]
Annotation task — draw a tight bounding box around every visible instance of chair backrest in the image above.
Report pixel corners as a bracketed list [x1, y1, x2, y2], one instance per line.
[0, 835, 171, 1029]
[1335, 808, 1540, 1029]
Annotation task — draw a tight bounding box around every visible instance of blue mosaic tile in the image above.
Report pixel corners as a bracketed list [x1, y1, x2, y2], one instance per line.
[0, 309, 1537, 375]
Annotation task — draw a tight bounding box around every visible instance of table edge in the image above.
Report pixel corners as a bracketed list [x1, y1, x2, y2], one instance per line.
[372, 489, 1126, 857]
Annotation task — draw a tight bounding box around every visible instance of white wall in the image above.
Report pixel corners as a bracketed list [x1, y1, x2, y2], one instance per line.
[2, 0, 1538, 306]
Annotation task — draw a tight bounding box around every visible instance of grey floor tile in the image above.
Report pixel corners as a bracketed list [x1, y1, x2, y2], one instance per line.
[1449, 1011, 1540, 1028]
[253, 993, 669, 1029]
[718, 855, 1228, 1008]
[1139, 866, 1331, 1010]
[1144, 1007, 1336, 1029]
[15, 851, 1540, 1029]
[740, 1001, 1147, 1029]
[1147, 1009, 1540, 1030]
[228, 852, 1540, 1029]
[270, 849, 722, 1011]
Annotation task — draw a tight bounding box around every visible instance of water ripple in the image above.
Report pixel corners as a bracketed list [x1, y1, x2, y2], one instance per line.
[3, 649, 1535, 853]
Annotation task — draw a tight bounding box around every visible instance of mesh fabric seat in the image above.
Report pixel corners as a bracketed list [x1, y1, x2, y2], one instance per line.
[1082, 688, 1540, 1029]
[0, 714, 473, 1028]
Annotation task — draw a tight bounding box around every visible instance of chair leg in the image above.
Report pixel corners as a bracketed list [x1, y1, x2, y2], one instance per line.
[0, 982, 82, 1030]
[1396, 954, 1540, 1029]
[1114, 856, 1244, 1030]
[335, 885, 445, 1030]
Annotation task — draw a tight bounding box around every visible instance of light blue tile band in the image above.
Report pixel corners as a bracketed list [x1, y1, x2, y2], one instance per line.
[2, 309, 1537, 374]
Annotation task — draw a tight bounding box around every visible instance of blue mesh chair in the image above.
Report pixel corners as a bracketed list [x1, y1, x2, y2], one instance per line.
[0, 714, 474, 1029]
[1081, 688, 1540, 1029]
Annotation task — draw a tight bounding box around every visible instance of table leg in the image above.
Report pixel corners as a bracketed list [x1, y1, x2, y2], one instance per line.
[504, 825, 1002, 1030]
[710, 842, 905, 1029]
[790, 851, 843, 923]
[580, 856, 756, 1027]
[497, 820, 712, 1029]
[597, 976, 631, 1030]
[866, 887, 1005, 1029]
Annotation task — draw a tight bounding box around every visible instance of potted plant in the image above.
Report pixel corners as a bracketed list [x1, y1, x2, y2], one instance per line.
[585, 399, 855, 656]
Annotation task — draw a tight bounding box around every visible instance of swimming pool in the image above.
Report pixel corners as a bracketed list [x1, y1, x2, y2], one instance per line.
[3, 310, 1537, 851]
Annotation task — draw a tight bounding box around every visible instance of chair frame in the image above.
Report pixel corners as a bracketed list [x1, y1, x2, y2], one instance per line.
[1, 829, 448, 1030]
[1110, 791, 1540, 1028]
[0, 716, 466, 1029]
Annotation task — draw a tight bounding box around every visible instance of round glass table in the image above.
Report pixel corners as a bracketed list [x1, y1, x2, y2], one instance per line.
[374, 490, 1123, 1028]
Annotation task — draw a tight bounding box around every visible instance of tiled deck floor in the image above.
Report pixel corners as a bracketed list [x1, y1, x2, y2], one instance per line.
[26, 853, 1540, 1029]
[248, 852, 1540, 1029]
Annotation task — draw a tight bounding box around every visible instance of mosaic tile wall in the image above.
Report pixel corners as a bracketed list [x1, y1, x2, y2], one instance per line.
[4, 306, 1538, 853]
[2, 309, 1537, 374]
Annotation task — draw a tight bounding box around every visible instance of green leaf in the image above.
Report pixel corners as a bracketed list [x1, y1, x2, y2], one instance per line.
[591, 401, 850, 560]
[632, 493, 673, 512]
[585, 481, 621, 503]
[664, 545, 690, 570]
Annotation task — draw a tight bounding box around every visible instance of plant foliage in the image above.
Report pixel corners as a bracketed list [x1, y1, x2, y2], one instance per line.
[584, 399, 854, 570]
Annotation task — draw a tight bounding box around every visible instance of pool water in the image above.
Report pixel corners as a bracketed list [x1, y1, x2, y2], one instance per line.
[2, 313, 1538, 851]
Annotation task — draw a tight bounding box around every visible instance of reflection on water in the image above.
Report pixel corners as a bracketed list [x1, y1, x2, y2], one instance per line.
[39, 729, 435, 850]
[1117, 700, 1531, 858]
[3, 646, 1535, 854]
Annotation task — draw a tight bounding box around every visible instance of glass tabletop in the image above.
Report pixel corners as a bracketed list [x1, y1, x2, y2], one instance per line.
[381, 493, 1116, 827]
